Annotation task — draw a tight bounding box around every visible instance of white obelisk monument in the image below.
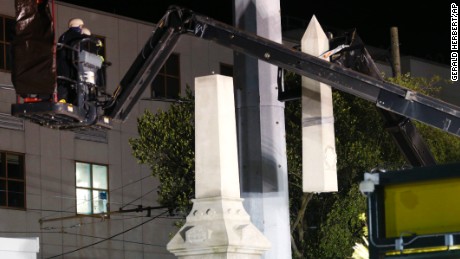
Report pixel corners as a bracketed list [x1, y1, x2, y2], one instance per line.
[301, 16, 338, 192]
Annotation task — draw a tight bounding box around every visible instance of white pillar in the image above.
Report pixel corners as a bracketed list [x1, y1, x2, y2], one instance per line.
[167, 75, 270, 258]
[301, 16, 338, 192]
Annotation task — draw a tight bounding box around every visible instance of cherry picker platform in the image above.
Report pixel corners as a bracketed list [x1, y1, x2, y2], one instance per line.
[11, 101, 111, 130]
[11, 38, 112, 131]
[11, 0, 111, 130]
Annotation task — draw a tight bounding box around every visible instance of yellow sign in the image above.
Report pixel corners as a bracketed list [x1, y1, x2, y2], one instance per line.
[385, 178, 460, 238]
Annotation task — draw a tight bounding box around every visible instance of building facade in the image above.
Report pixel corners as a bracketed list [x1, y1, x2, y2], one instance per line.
[0, 1, 232, 258]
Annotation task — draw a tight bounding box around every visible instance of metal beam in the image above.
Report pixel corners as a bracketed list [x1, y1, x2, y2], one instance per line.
[191, 14, 460, 137]
[106, 7, 460, 137]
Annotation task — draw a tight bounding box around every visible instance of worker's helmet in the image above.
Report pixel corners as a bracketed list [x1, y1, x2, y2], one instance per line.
[81, 27, 91, 36]
[68, 18, 84, 28]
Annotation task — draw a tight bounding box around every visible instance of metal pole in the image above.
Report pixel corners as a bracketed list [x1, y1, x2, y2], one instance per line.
[390, 27, 401, 77]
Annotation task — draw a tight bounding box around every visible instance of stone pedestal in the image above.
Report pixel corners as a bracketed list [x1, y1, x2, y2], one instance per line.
[167, 75, 270, 258]
[301, 16, 338, 192]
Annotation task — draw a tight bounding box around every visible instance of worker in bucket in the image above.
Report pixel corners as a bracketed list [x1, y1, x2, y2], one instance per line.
[56, 18, 85, 103]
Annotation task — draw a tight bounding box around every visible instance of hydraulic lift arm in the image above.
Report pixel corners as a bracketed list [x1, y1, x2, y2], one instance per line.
[105, 6, 460, 139]
[328, 33, 436, 166]
[104, 8, 188, 120]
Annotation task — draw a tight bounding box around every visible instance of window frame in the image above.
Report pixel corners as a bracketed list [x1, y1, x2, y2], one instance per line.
[151, 52, 181, 99]
[0, 15, 14, 72]
[0, 151, 26, 210]
[75, 161, 109, 216]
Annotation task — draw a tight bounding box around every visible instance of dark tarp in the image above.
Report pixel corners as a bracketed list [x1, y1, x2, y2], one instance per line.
[11, 0, 55, 95]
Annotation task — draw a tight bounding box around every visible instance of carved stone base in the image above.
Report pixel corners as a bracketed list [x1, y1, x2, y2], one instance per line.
[167, 197, 271, 258]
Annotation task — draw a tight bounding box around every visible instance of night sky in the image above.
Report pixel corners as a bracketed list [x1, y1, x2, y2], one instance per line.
[58, 0, 452, 65]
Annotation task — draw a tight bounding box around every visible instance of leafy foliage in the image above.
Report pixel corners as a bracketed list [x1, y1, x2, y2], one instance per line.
[386, 73, 444, 96]
[286, 84, 404, 258]
[317, 185, 366, 258]
[129, 88, 195, 216]
[416, 123, 460, 163]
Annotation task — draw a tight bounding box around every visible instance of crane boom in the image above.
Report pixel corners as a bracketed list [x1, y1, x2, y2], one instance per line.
[105, 6, 460, 138]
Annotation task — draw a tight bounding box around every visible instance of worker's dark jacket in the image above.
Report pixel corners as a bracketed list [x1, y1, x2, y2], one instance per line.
[56, 27, 85, 81]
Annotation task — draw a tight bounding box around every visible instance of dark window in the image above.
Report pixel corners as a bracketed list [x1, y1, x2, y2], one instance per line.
[0, 152, 25, 209]
[0, 16, 14, 71]
[151, 53, 180, 99]
[76, 162, 108, 215]
[220, 63, 233, 77]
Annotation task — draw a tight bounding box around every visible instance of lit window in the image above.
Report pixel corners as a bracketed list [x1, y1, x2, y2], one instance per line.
[151, 53, 180, 99]
[0, 15, 14, 71]
[0, 152, 25, 209]
[76, 162, 108, 215]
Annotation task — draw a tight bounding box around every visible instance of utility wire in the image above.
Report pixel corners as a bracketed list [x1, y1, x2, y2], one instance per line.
[46, 210, 168, 259]
[41, 215, 147, 231]
[119, 188, 156, 209]
[110, 174, 153, 193]
[0, 230, 165, 248]
[41, 210, 175, 231]
[39, 174, 154, 221]
[39, 200, 166, 224]
[63, 232, 166, 248]
[40, 214, 185, 230]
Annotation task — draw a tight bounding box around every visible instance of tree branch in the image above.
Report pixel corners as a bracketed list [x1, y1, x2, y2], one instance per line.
[291, 192, 313, 234]
[291, 233, 303, 258]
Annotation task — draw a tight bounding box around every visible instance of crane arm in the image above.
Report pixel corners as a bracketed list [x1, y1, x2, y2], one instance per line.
[107, 6, 460, 137]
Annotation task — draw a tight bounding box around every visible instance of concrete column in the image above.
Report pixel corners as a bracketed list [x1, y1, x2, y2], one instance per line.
[167, 75, 270, 258]
[233, 0, 292, 258]
[301, 16, 338, 192]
